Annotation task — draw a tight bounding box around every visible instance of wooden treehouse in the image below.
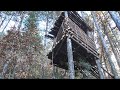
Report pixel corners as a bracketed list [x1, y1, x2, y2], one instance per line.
[46, 11, 111, 79]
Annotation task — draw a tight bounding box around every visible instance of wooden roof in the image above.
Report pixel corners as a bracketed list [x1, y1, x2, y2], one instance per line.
[47, 11, 93, 39]
[48, 12, 65, 38]
[68, 11, 93, 32]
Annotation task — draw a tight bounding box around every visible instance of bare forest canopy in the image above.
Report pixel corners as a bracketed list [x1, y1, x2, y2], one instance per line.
[0, 11, 120, 79]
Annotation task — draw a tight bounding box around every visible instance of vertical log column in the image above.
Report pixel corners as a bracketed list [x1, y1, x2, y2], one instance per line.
[65, 11, 75, 79]
[67, 36, 75, 79]
[95, 59, 105, 79]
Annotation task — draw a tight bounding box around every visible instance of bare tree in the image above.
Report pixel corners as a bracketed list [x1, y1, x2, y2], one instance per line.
[109, 11, 120, 31]
[91, 11, 119, 79]
[1, 12, 15, 33]
[98, 13, 120, 69]
[0, 16, 6, 28]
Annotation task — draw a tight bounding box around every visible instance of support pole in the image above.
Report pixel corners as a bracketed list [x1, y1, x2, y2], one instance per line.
[67, 36, 75, 79]
[96, 59, 105, 79]
[65, 11, 75, 79]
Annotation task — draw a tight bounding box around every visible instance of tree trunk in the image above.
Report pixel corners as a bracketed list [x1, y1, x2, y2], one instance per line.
[109, 11, 120, 31]
[99, 14, 120, 69]
[1, 60, 10, 79]
[108, 24, 120, 53]
[117, 11, 120, 16]
[0, 16, 6, 28]
[17, 13, 25, 31]
[91, 11, 119, 79]
[104, 28, 120, 68]
[100, 44, 108, 78]
[11, 65, 17, 79]
[1, 13, 14, 33]
[101, 12, 120, 58]
[44, 11, 49, 49]
[67, 36, 75, 79]
[102, 11, 120, 47]
[55, 11, 63, 19]
[96, 59, 105, 79]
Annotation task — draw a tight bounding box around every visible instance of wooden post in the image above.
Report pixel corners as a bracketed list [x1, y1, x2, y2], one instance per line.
[65, 11, 75, 79]
[96, 59, 105, 79]
[67, 36, 75, 79]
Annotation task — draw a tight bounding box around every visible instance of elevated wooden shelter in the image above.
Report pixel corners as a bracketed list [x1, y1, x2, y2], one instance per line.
[46, 11, 113, 79]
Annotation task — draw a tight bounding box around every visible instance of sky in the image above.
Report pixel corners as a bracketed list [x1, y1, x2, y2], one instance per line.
[0, 20, 15, 34]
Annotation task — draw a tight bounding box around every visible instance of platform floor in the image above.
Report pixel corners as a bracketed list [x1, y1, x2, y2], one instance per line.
[48, 36, 99, 70]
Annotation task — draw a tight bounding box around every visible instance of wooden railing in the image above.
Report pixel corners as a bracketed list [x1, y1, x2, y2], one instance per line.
[67, 18, 98, 57]
[52, 17, 98, 58]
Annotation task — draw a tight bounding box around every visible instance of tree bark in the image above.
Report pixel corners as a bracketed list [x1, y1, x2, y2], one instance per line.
[0, 16, 6, 28]
[91, 11, 119, 79]
[1, 60, 10, 79]
[108, 24, 120, 54]
[99, 14, 120, 69]
[104, 28, 120, 68]
[109, 11, 120, 31]
[96, 59, 105, 79]
[17, 13, 25, 31]
[101, 12, 120, 59]
[44, 11, 49, 49]
[117, 11, 120, 16]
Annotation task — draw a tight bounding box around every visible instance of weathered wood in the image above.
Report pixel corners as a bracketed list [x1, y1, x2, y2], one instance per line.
[72, 31, 96, 50]
[91, 67, 99, 75]
[49, 12, 65, 37]
[67, 36, 75, 79]
[68, 18, 96, 48]
[53, 38, 66, 59]
[90, 68, 100, 78]
[68, 11, 93, 32]
[71, 30, 95, 51]
[49, 11, 97, 57]
[48, 11, 93, 39]
[72, 37, 98, 59]
[72, 35, 98, 58]
[47, 11, 100, 78]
